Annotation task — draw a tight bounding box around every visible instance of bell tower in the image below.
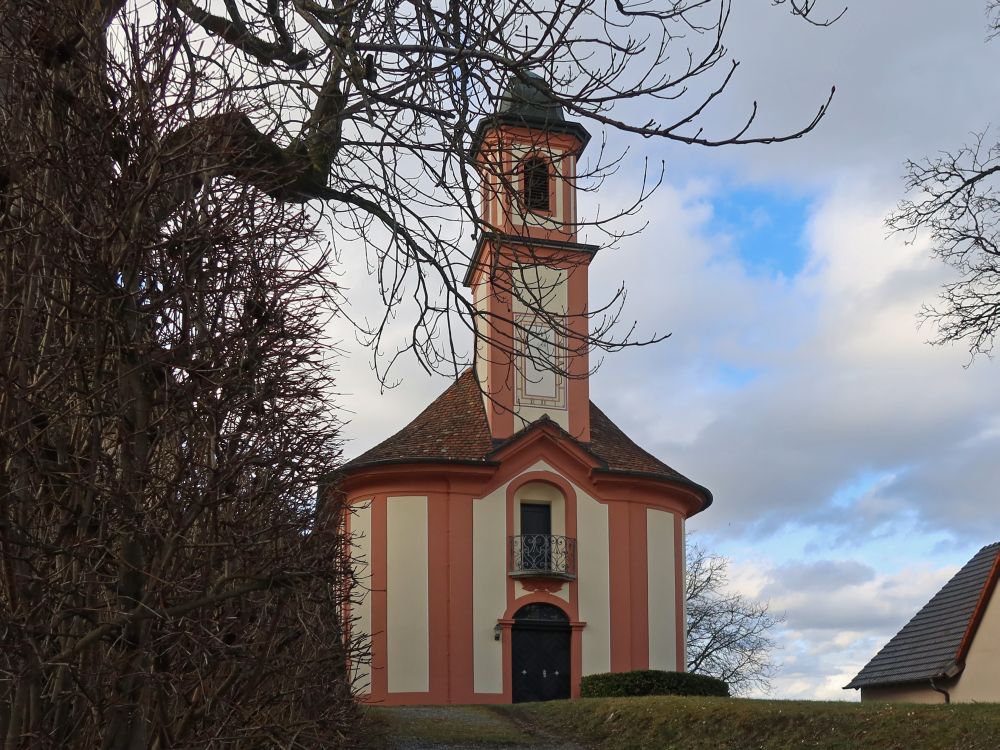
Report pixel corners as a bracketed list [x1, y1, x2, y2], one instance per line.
[467, 73, 597, 442]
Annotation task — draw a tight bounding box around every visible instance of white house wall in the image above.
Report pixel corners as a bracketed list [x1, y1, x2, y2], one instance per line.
[576, 484, 611, 675]
[351, 500, 374, 691]
[386, 495, 430, 693]
[646, 508, 677, 671]
[951, 583, 1000, 703]
[473, 482, 507, 695]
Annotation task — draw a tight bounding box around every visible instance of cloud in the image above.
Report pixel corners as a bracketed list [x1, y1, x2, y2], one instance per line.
[590, 174, 1000, 546]
[668, 1, 1000, 187]
[763, 559, 876, 595]
[329, 0, 1000, 700]
[724, 553, 959, 700]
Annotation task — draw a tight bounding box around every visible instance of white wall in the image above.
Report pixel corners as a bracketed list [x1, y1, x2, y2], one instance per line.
[386, 495, 429, 693]
[576, 486, 611, 675]
[473, 482, 508, 694]
[646, 508, 677, 671]
[351, 500, 373, 691]
[952, 581, 1000, 703]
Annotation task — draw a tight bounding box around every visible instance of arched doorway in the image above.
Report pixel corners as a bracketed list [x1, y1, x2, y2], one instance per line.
[511, 603, 571, 702]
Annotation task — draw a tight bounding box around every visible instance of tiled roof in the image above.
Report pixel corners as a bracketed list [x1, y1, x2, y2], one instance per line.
[342, 370, 706, 501]
[589, 403, 687, 481]
[345, 369, 494, 467]
[845, 542, 1000, 690]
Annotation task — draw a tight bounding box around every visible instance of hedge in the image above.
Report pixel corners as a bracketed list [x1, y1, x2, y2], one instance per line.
[579, 670, 729, 698]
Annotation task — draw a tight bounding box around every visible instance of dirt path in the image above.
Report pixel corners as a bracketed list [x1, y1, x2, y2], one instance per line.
[374, 706, 587, 750]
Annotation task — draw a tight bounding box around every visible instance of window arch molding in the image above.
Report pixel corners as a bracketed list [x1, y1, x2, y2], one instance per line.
[506, 471, 577, 519]
[505, 470, 578, 553]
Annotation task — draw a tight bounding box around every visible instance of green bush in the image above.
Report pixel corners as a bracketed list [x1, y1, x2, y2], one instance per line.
[579, 670, 729, 698]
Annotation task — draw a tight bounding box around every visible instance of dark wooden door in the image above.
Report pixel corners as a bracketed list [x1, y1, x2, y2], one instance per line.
[511, 604, 571, 703]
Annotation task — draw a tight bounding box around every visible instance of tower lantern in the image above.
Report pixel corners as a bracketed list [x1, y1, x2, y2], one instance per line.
[467, 73, 597, 441]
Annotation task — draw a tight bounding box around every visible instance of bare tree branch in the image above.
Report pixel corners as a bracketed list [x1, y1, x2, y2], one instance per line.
[887, 4, 1000, 359]
[686, 543, 783, 695]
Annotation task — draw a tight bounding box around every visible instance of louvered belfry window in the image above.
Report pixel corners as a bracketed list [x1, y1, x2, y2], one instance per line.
[521, 155, 550, 212]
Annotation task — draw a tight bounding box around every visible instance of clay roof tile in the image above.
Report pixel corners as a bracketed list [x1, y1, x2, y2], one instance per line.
[343, 369, 493, 468]
[342, 370, 705, 504]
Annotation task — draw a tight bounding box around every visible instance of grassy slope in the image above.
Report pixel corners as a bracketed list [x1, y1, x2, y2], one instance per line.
[369, 705, 533, 746]
[504, 696, 1000, 750]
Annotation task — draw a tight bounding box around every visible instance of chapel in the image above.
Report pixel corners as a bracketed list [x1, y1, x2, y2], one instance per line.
[338, 73, 713, 705]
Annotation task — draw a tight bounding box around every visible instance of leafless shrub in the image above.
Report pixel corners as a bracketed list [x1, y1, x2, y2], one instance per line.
[1, 15, 359, 749]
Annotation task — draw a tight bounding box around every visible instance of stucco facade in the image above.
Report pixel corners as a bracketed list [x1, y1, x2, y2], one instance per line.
[949, 582, 1000, 702]
[342, 436, 706, 704]
[339, 74, 711, 704]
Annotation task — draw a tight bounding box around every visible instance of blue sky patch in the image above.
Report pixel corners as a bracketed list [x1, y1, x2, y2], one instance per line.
[826, 469, 894, 510]
[714, 363, 761, 389]
[711, 187, 813, 278]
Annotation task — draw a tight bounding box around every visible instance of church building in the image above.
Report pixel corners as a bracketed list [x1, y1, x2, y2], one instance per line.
[338, 74, 713, 705]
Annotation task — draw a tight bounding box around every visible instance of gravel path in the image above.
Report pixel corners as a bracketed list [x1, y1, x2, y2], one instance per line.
[377, 706, 587, 750]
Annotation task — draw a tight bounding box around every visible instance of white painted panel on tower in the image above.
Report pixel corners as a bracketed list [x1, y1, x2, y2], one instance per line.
[351, 500, 374, 692]
[386, 495, 429, 693]
[523, 325, 558, 398]
[647, 509, 677, 671]
[511, 265, 568, 315]
[473, 484, 507, 694]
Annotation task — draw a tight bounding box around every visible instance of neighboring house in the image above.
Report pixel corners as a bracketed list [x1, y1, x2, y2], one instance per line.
[845, 541, 1000, 703]
[337, 75, 712, 705]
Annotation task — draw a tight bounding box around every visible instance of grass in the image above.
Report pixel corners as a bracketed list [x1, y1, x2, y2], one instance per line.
[369, 705, 533, 746]
[501, 695, 1000, 750]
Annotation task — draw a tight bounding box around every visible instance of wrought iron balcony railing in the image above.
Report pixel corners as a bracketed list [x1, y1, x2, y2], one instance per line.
[509, 534, 577, 580]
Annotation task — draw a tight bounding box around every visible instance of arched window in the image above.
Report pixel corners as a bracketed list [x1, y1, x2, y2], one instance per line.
[521, 155, 550, 212]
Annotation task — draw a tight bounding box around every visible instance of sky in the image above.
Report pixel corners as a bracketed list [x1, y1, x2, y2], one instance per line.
[330, 1, 1000, 700]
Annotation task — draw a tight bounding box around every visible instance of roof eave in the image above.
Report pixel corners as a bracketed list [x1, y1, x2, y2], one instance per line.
[463, 232, 600, 287]
[591, 467, 713, 512]
[845, 657, 966, 691]
[339, 456, 499, 474]
[469, 115, 592, 162]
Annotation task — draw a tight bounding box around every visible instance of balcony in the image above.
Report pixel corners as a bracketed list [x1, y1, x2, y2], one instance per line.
[509, 534, 577, 580]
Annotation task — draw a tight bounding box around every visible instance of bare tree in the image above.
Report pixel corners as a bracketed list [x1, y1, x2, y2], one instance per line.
[686, 544, 783, 695]
[1, 0, 839, 384]
[0, 17, 360, 749]
[889, 3, 1000, 358]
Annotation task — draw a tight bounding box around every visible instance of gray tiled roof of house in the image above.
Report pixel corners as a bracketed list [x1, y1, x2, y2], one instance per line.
[845, 542, 1000, 690]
